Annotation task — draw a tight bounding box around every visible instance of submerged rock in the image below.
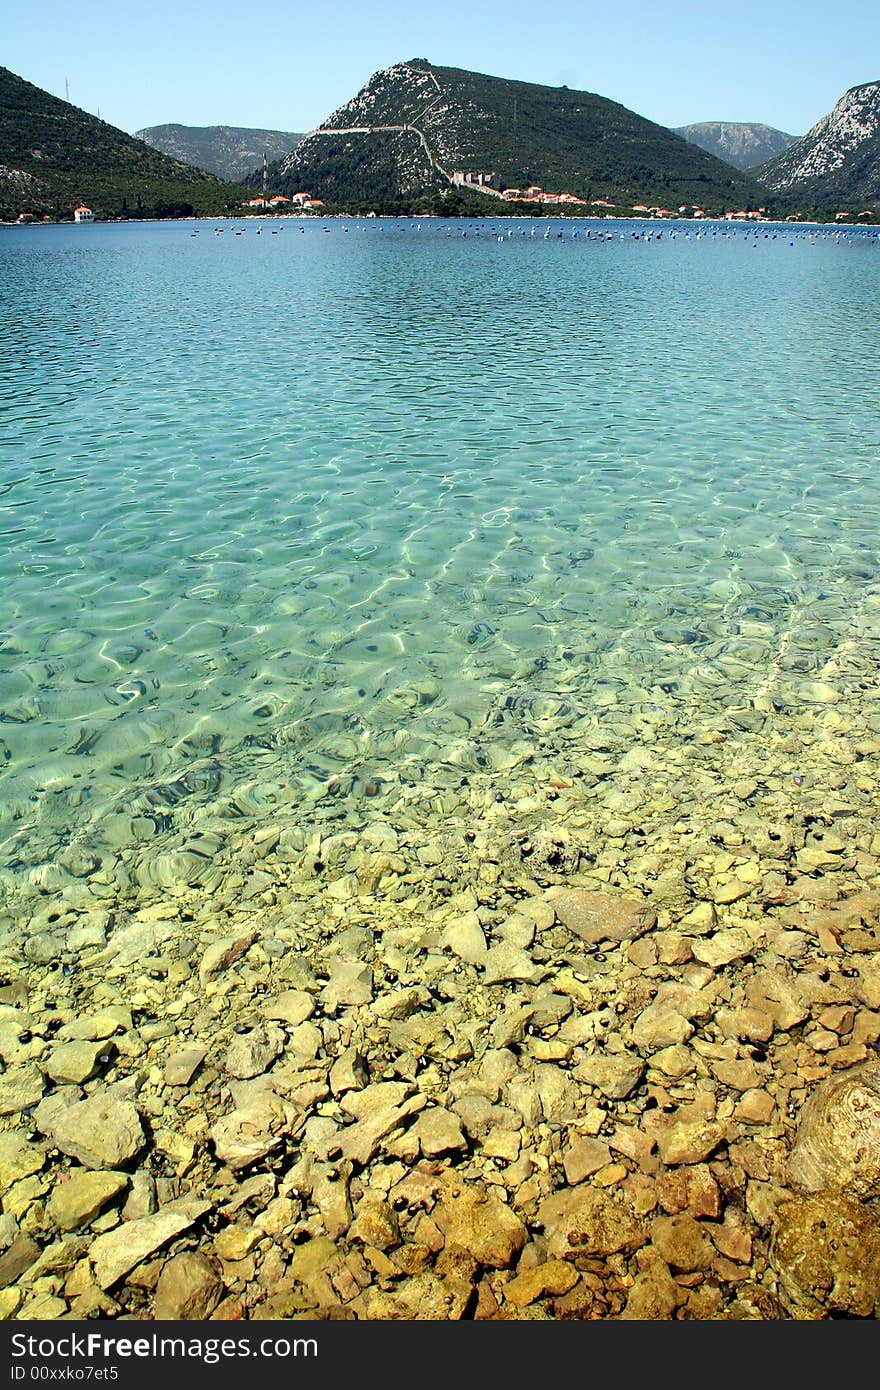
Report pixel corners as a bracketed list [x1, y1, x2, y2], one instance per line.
[547, 887, 656, 946]
[656, 1117, 725, 1167]
[0, 1064, 44, 1115]
[224, 1026, 283, 1080]
[47, 1171, 128, 1231]
[360, 1270, 472, 1321]
[410, 1106, 468, 1157]
[333, 1090, 425, 1166]
[35, 1091, 145, 1170]
[650, 1214, 714, 1272]
[505, 1259, 579, 1308]
[210, 1090, 299, 1170]
[620, 1259, 679, 1320]
[163, 1047, 207, 1087]
[0, 1132, 45, 1187]
[153, 1252, 224, 1320]
[90, 1199, 212, 1290]
[45, 1039, 114, 1085]
[787, 1061, 880, 1199]
[0, 1235, 40, 1289]
[770, 1192, 880, 1318]
[574, 1052, 645, 1099]
[441, 912, 488, 965]
[540, 1187, 646, 1261]
[482, 942, 544, 985]
[438, 1180, 527, 1269]
[198, 930, 258, 984]
[261, 990, 315, 1027]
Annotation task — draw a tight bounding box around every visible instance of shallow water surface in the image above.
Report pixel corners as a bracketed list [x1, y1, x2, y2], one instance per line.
[1, 217, 879, 924]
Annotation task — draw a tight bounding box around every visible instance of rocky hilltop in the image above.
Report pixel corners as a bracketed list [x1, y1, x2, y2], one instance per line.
[272, 59, 767, 211]
[675, 122, 798, 171]
[757, 80, 880, 203]
[135, 124, 303, 183]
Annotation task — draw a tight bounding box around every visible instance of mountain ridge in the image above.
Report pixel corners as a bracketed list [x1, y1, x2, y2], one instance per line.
[675, 122, 798, 171]
[135, 124, 303, 183]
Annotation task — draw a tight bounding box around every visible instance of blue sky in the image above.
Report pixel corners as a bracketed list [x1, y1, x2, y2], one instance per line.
[5, 0, 878, 138]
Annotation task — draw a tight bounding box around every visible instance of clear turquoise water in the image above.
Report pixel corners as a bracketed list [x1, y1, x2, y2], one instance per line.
[1, 217, 879, 918]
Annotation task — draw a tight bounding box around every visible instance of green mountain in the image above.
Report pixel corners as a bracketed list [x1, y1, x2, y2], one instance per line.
[269, 59, 770, 213]
[135, 124, 302, 183]
[675, 122, 799, 171]
[756, 81, 880, 207]
[0, 66, 244, 220]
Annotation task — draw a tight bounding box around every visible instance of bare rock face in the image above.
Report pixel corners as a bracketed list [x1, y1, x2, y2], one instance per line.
[758, 80, 880, 197]
[770, 1193, 880, 1318]
[787, 1062, 880, 1198]
[546, 888, 656, 946]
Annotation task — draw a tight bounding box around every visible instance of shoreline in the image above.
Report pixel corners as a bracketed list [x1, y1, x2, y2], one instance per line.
[2, 213, 878, 232]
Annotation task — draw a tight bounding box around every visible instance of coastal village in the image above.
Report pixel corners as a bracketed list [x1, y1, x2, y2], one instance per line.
[240, 167, 773, 221]
[14, 197, 870, 225]
[451, 171, 871, 222]
[233, 168, 869, 226]
[242, 191, 325, 212]
[237, 178, 869, 224]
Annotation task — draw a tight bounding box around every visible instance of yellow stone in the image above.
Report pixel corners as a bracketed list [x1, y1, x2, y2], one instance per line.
[505, 1260, 579, 1308]
[632, 1188, 658, 1217]
[213, 1224, 261, 1261]
[592, 1163, 628, 1188]
[0, 1287, 23, 1321]
[482, 1130, 521, 1162]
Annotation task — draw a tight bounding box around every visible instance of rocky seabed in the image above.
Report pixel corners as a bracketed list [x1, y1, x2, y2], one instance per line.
[2, 596, 880, 1321]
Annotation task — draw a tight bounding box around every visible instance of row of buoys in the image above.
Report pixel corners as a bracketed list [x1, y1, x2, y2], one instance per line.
[197, 218, 878, 246]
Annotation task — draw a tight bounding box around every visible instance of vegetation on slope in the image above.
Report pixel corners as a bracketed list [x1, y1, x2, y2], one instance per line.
[269, 59, 773, 214]
[0, 66, 244, 220]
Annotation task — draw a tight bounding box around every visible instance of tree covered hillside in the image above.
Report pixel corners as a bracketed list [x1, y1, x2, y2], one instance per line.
[0, 66, 243, 220]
